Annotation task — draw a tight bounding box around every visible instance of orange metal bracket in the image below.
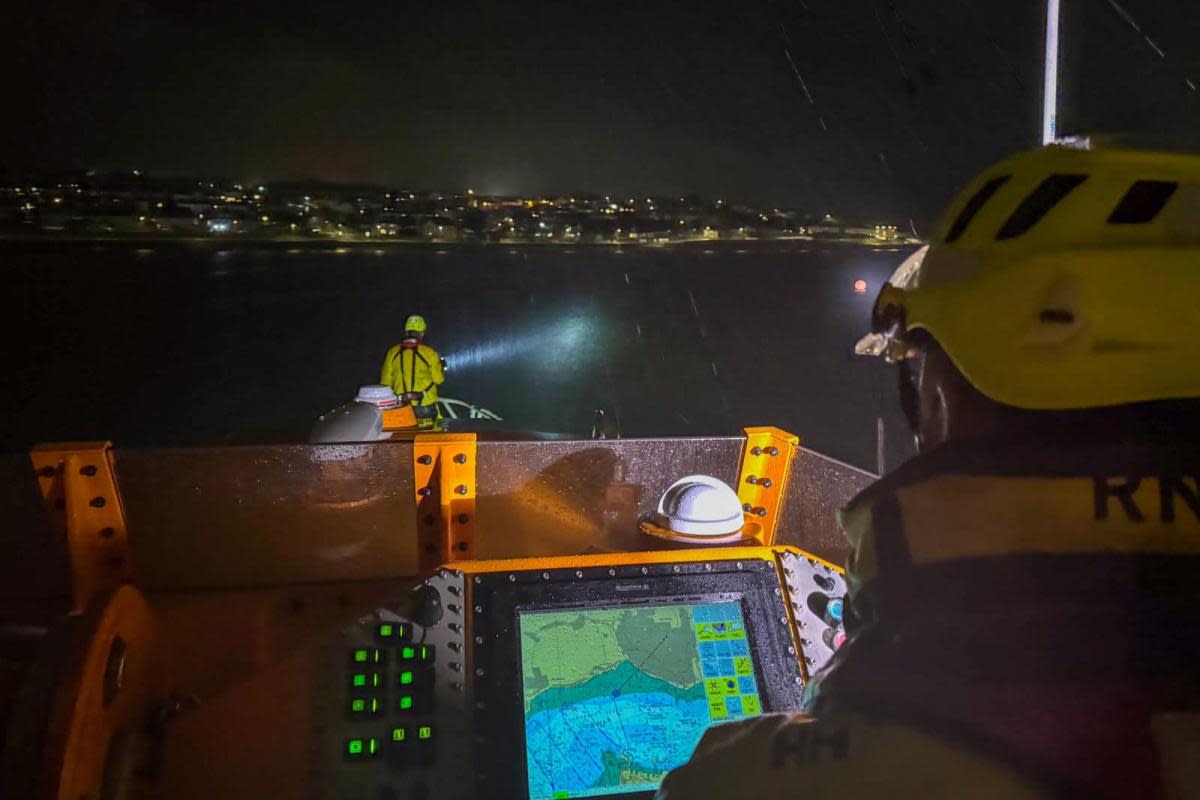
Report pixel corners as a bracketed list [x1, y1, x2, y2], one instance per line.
[413, 433, 477, 573]
[42, 584, 161, 800]
[31, 442, 133, 613]
[736, 427, 800, 546]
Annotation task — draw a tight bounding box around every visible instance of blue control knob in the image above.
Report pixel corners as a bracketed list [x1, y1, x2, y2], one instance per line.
[827, 598, 844, 622]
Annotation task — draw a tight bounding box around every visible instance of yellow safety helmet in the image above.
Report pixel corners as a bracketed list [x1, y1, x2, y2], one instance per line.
[857, 142, 1200, 410]
[404, 314, 427, 334]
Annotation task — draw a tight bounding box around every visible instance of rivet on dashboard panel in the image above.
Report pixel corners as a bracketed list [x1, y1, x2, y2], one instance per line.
[542, 572, 550, 580]
[473, 576, 482, 584]
[474, 605, 483, 613]
[475, 636, 483, 644]
[608, 569, 616, 576]
[417, 455, 432, 465]
[787, 645, 796, 655]
[454, 484, 468, 495]
[508, 574, 516, 582]
[447, 604, 461, 614]
[418, 487, 432, 497]
[448, 623, 462, 633]
[475, 667, 485, 677]
[760, 478, 773, 488]
[640, 567, 648, 575]
[575, 570, 583, 578]
[704, 564, 712, 572]
[768, 446, 779, 456]
[736, 562, 743, 570]
[454, 453, 467, 464]
[742, 503, 752, 512]
[672, 565, 680, 573]
[746, 475, 757, 485]
[773, 587, 780, 595]
[751, 446, 763, 456]
[780, 616, 788, 625]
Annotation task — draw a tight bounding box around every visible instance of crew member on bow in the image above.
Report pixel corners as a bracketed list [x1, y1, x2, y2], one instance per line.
[381, 314, 445, 418]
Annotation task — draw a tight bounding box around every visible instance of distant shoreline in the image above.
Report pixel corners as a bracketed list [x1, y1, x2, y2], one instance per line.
[0, 233, 922, 249]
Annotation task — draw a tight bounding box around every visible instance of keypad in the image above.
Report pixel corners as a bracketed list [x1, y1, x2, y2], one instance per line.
[344, 633, 436, 769]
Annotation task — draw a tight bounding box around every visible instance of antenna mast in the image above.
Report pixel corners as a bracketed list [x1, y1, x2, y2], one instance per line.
[1042, 0, 1061, 144]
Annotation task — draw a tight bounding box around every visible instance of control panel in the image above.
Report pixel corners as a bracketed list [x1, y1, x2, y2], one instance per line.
[312, 548, 846, 800]
[778, 550, 849, 675]
[313, 569, 472, 800]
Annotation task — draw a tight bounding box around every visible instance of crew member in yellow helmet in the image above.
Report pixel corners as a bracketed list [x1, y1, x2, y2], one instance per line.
[381, 314, 445, 418]
[659, 144, 1200, 799]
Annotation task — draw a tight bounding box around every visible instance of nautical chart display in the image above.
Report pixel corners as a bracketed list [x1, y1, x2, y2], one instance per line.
[518, 600, 763, 799]
[470, 557, 804, 800]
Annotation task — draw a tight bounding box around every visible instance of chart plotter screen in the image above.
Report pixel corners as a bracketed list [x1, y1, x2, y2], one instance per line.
[518, 600, 763, 799]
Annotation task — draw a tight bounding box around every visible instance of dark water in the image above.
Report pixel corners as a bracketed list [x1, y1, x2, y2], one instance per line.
[2, 241, 915, 470]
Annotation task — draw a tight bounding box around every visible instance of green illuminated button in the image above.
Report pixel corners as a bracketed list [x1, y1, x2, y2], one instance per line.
[345, 737, 379, 761]
[399, 670, 414, 686]
[398, 694, 414, 712]
[347, 696, 382, 717]
[418, 724, 433, 741]
[391, 726, 408, 743]
[350, 647, 384, 666]
[377, 621, 412, 642]
[350, 671, 382, 689]
[399, 643, 434, 662]
[377, 622, 408, 641]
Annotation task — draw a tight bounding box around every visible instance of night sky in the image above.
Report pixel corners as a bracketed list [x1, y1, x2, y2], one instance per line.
[6, 1, 1198, 220]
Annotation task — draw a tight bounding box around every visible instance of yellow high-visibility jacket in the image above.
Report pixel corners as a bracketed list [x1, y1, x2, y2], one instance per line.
[380, 342, 444, 407]
[659, 442, 1200, 800]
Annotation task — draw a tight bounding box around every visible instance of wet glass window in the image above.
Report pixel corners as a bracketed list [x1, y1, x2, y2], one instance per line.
[995, 174, 1088, 240]
[1107, 180, 1178, 224]
[944, 175, 1010, 243]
